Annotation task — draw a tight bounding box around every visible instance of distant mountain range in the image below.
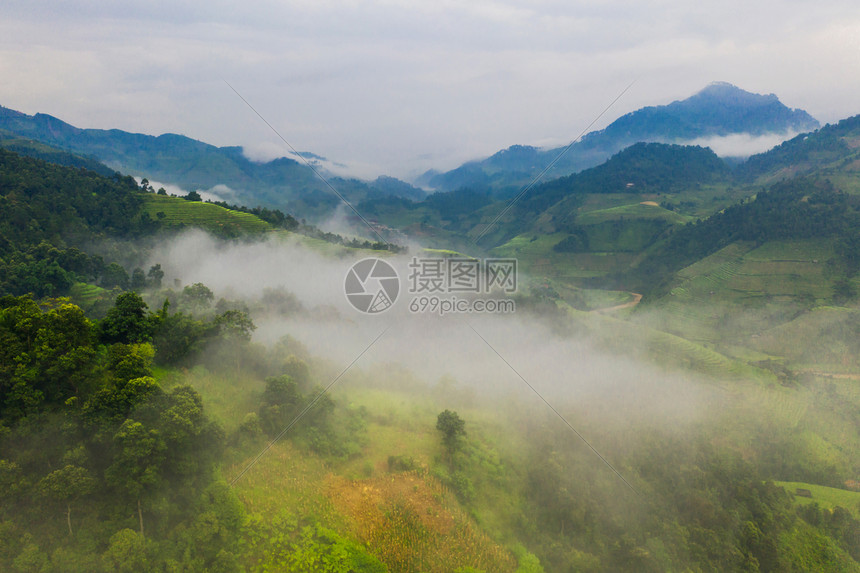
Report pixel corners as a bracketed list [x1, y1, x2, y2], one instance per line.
[418, 82, 819, 194]
[0, 106, 425, 221]
[0, 82, 819, 223]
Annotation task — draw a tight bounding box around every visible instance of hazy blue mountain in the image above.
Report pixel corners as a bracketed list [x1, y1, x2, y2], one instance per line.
[423, 82, 819, 193]
[0, 128, 115, 177]
[0, 105, 425, 220]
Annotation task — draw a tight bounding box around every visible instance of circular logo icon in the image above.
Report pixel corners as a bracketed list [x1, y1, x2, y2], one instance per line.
[344, 258, 400, 314]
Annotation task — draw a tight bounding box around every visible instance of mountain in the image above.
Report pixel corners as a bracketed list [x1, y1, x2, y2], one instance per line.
[738, 114, 860, 183]
[0, 105, 425, 221]
[603, 81, 818, 140]
[423, 82, 819, 193]
[0, 129, 116, 177]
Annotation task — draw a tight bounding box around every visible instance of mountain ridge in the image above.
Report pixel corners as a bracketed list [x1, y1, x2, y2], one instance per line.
[0, 105, 426, 221]
[422, 82, 819, 193]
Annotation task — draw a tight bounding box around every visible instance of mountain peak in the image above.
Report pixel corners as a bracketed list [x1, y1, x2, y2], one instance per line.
[425, 83, 820, 191]
[685, 81, 779, 107]
[698, 80, 757, 94]
[610, 82, 820, 139]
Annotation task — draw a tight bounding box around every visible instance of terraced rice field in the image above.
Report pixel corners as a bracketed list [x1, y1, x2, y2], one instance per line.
[651, 239, 843, 346]
[143, 194, 273, 234]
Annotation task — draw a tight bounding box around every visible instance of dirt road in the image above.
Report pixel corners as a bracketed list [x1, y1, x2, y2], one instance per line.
[592, 292, 642, 313]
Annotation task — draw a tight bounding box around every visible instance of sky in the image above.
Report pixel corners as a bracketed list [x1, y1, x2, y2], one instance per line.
[2, 0, 860, 180]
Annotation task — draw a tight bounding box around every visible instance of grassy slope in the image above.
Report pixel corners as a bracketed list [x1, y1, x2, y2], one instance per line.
[574, 201, 691, 225]
[636, 237, 860, 373]
[143, 193, 375, 255]
[492, 195, 697, 286]
[143, 194, 273, 234]
[560, 301, 776, 383]
[776, 482, 860, 519]
[208, 381, 526, 572]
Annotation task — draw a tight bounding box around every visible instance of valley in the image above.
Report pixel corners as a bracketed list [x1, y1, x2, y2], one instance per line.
[0, 84, 859, 572]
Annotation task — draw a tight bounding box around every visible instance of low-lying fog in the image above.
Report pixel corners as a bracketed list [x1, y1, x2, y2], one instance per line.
[148, 230, 719, 435]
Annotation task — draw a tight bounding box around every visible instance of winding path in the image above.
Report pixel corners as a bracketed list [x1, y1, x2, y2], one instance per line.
[592, 292, 642, 313]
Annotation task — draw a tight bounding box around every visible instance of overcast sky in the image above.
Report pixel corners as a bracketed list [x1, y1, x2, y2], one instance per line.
[2, 1, 860, 180]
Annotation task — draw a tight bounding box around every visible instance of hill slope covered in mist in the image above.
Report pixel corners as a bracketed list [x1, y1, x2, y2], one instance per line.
[0, 105, 425, 221]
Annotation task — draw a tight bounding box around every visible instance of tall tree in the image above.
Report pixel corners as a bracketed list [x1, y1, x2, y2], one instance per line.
[105, 419, 166, 537]
[99, 292, 155, 344]
[37, 464, 96, 536]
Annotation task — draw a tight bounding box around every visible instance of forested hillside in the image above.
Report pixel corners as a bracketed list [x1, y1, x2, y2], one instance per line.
[0, 148, 153, 297]
[0, 106, 425, 220]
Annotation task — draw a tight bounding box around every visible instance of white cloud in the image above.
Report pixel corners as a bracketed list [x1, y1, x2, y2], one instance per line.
[135, 178, 237, 203]
[241, 142, 292, 163]
[1, 1, 859, 178]
[684, 132, 800, 158]
[199, 184, 238, 203]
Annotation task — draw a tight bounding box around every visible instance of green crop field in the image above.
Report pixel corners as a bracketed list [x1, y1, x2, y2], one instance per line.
[143, 194, 273, 234]
[69, 282, 107, 305]
[644, 238, 846, 353]
[575, 202, 692, 225]
[776, 481, 860, 519]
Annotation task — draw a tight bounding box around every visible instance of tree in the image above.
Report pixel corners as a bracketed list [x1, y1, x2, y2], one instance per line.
[182, 283, 214, 313]
[152, 312, 212, 366]
[12, 542, 49, 573]
[37, 465, 96, 536]
[102, 529, 152, 572]
[0, 296, 96, 416]
[108, 343, 154, 383]
[154, 385, 224, 489]
[99, 292, 155, 344]
[130, 268, 147, 291]
[0, 296, 48, 416]
[82, 374, 160, 429]
[281, 356, 310, 389]
[147, 264, 164, 289]
[215, 310, 255, 341]
[105, 420, 166, 537]
[34, 301, 97, 400]
[258, 375, 302, 437]
[101, 262, 129, 290]
[436, 409, 466, 458]
[215, 310, 256, 376]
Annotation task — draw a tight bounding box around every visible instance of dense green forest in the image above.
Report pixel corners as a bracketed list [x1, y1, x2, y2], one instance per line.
[0, 148, 154, 298]
[531, 143, 731, 200]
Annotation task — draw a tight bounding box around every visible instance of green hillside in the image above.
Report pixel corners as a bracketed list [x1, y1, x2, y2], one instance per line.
[142, 194, 273, 235]
[0, 105, 425, 220]
[776, 481, 860, 519]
